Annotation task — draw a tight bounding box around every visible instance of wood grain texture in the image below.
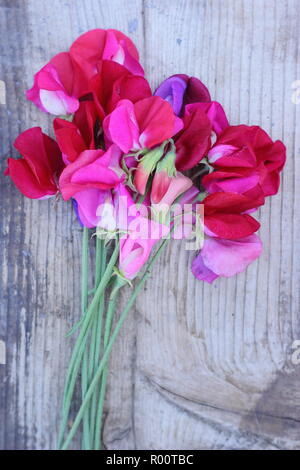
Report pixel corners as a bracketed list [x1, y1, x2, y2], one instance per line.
[0, 0, 299, 450]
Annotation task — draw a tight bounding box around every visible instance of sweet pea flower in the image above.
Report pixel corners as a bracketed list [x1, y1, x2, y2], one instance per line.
[203, 125, 286, 197]
[151, 171, 193, 207]
[203, 192, 264, 240]
[110, 185, 170, 280]
[5, 127, 64, 199]
[150, 145, 193, 207]
[103, 96, 183, 153]
[90, 61, 151, 120]
[154, 74, 211, 116]
[119, 215, 169, 280]
[170, 185, 202, 241]
[54, 101, 98, 164]
[59, 145, 123, 227]
[174, 102, 229, 171]
[119, 236, 160, 280]
[70, 29, 144, 79]
[103, 97, 182, 195]
[59, 146, 122, 200]
[192, 234, 262, 283]
[74, 188, 112, 228]
[75, 183, 133, 230]
[95, 183, 137, 235]
[174, 104, 211, 171]
[26, 52, 83, 115]
[27, 29, 145, 116]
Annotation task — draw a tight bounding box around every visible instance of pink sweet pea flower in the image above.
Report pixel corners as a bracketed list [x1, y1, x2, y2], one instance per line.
[204, 125, 286, 197]
[59, 145, 124, 228]
[26, 52, 83, 115]
[5, 127, 64, 199]
[70, 29, 144, 78]
[103, 96, 183, 153]
[151, 171, 193, 206]
[154, 74, 211, 116]
[119, 237, 159, 280]
[119, 217, 169, 280]
[59, 145, 122, 201]
[90, 183, 136, 233]
[74, 183, 133, 230]
[114, 185, 170, 280]
[74, 188, 112, 228]
[192, 234, 262, 283]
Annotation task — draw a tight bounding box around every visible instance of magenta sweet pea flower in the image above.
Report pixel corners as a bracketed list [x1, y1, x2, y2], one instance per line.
[27, 29, 145, 116]
[26, 52, 82, 115]
[154, 74, 211, 116]
[58, 145, 123, 227]
[59, 146, 122, 200]
[192, 234, 262, 283]
[70, 29, 144, 79]
[103, 96, 183, 153]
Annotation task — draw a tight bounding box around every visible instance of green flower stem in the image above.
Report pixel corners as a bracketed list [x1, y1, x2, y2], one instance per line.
[95, 277, 125, 450]
[61, 237, 169, 450]
[58, 240, 119, 449]
[81, 227, 91, 450]
[81, 352, 90, 449]
[89, 238, 107, 446]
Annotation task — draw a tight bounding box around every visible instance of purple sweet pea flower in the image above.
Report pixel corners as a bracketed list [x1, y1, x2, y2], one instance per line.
[154, 74, 211, 116]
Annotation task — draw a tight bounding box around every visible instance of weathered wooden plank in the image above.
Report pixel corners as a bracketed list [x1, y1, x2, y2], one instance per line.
[106, 0, 300, 450]
[0, 0, 300, 450]
[0, 0, 143, 450]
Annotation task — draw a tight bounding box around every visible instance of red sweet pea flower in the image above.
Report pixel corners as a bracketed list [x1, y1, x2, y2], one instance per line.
[70, 28, 144, 79]
[203, 192, 264, 239]
[174, 104, 211, 171]
[90, 61, 151, 120]
[203, 125, 286, 197]
[5, 127, 64, 199]
[54, 101, 98, 163]
[173, 102, 229, 171]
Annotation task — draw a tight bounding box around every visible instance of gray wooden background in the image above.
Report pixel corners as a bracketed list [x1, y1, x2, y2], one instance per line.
[1, 0, 300, 450]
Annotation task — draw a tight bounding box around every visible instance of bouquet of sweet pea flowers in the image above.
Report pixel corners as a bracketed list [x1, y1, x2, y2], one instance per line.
[5, 28, 286, 450]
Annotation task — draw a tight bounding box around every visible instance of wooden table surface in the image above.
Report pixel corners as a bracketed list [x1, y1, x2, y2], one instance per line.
[1, 0, 300, 450]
